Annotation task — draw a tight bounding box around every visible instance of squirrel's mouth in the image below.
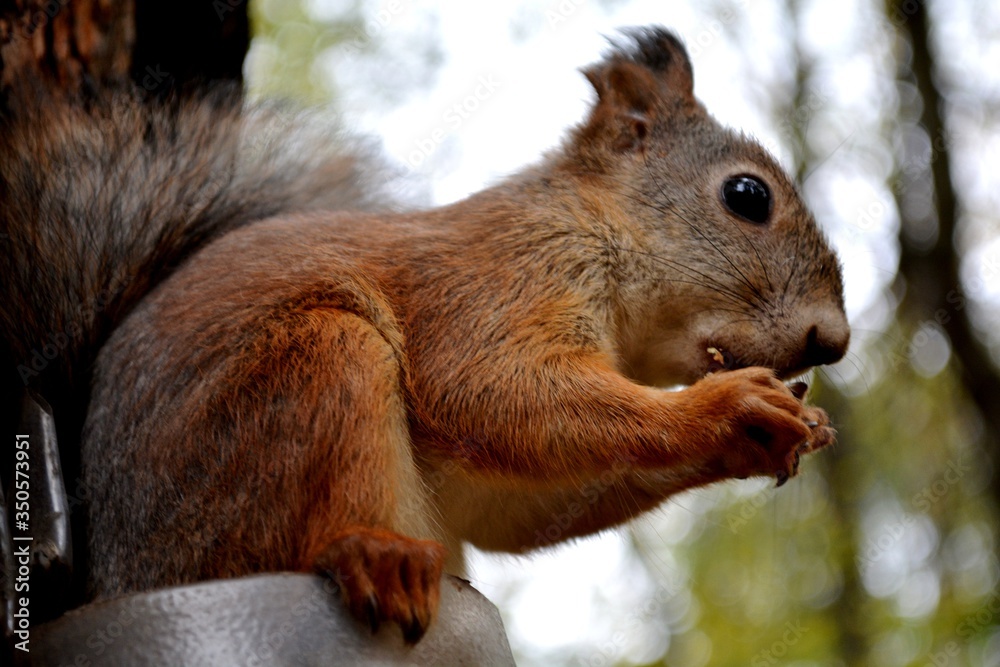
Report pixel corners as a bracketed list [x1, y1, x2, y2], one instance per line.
[705, 346, 736, 374]
[704, 345, 814, 382]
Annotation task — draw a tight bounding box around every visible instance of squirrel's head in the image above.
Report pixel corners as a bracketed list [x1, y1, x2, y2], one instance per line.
[569, 27, 849, 386]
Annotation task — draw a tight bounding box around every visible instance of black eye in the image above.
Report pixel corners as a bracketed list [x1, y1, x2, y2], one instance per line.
[722, 176, 771, 224]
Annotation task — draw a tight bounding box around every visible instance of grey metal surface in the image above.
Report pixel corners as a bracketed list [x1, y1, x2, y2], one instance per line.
[29, 573, 515, 666]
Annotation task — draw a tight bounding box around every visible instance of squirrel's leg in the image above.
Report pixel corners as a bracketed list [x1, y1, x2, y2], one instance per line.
[90, 274, 447, 640]
[275, 307, 445, 644]
[172, 300, 445, 643]
[101, 295, 447, 640]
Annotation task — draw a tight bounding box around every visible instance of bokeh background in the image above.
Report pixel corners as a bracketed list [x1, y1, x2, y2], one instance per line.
[247, 1, 1000, 665]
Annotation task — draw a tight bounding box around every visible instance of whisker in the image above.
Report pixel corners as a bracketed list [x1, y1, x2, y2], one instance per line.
[559, 201, 763, 314]
[727, 212, 773, 293]
[638, 157, 772, 309]
[563, 233, 750, 305]
[801, 129, 857, 185]
[651, 200, 773, 309]
[823, 351, 873, 397]
[608, 182, 756, 292]
[624, 277, 750, 306]
[780, 253, 800, 313]
[621, 246, 754, 307]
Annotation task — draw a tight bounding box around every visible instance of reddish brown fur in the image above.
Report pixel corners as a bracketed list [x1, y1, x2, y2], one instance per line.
[75, 28, 850, 643]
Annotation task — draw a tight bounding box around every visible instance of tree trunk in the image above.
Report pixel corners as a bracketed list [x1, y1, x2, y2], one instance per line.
[0, 0, 249, 101]
[891, 0, 1000, 518]
[0, 0, 252, 620]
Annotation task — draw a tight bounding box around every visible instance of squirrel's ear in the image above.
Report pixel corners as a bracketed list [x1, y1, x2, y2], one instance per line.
[578, 27, 695, 153]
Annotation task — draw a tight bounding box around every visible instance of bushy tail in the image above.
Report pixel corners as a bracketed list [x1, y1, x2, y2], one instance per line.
[0, 84, 393, 442]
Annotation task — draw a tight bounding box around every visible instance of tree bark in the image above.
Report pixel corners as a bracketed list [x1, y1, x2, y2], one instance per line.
[0, 0, 249, 101]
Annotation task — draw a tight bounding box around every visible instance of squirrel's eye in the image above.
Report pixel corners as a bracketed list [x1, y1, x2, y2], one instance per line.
[722, 176, 771, 224]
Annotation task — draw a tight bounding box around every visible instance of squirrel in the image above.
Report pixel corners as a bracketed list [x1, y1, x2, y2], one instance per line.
[0, 28, 849, 643]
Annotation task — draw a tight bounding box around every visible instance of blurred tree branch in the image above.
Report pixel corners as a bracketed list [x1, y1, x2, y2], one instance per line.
[784, 1, 869, 661]
[892, 0, 1000, 508]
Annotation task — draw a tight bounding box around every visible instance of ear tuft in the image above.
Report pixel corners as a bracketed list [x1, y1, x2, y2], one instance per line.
[611, 27, 693, 92]
[605, 26, 694, 102]
[575, 26, 696, 155]
[583, 26, 695, 111]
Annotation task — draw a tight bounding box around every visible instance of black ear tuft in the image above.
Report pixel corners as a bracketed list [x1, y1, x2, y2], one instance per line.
[612, 27, 690, 75]
[575, 26, 696, 156]
[604, 26, 694, 102]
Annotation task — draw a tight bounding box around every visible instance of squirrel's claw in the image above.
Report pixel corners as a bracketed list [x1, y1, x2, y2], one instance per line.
[364, 593, 381, 634]
[313, 526, 446, 645]
[402, 616, 429, 645]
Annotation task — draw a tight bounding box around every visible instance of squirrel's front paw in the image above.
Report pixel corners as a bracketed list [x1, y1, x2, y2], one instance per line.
[685, 367, 835, 486]
[314, 527, 446, 644]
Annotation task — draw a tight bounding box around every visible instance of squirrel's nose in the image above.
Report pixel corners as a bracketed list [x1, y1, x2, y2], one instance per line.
[800, 311, 850, 368]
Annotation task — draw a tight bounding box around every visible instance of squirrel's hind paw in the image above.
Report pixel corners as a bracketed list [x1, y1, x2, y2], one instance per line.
[313, 527, 447, 644]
